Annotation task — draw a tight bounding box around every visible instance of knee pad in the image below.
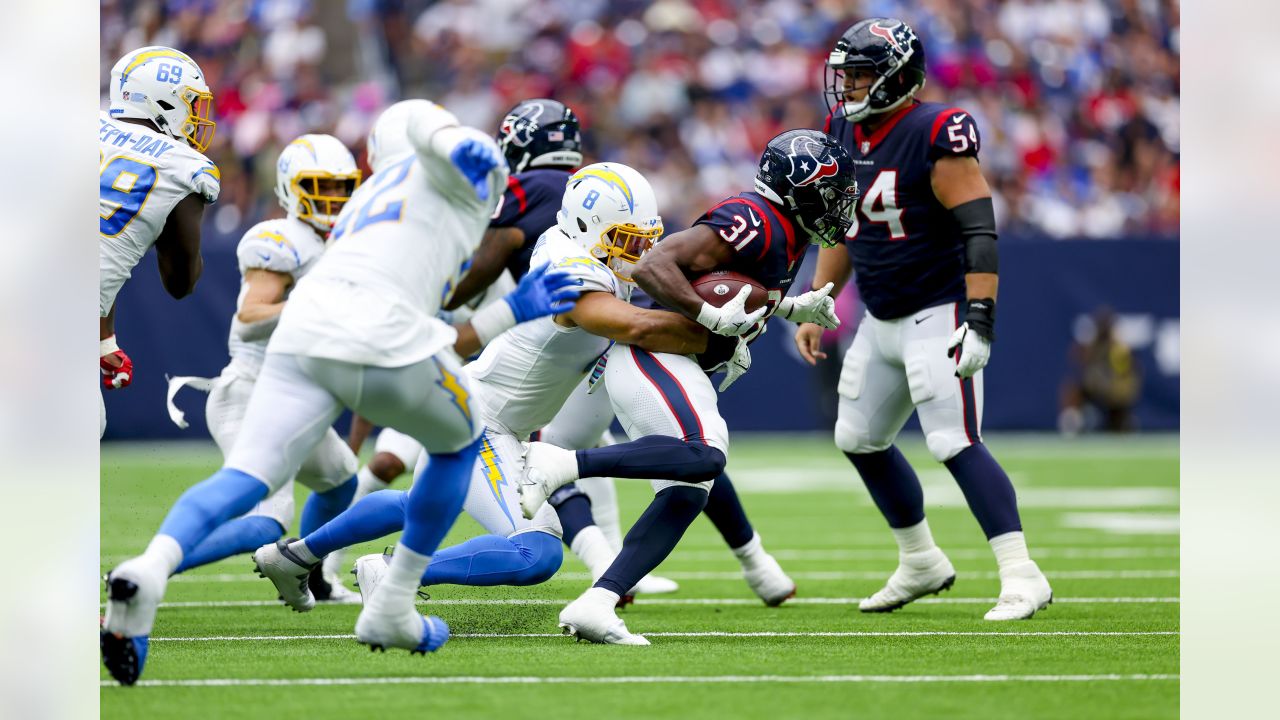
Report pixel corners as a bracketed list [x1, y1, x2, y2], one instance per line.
[687, 443, 727, 481]
[925, 429, 971, 463]
[835, 411, 892, 455]
[656, 484, 711, 516]
[509, 530, 563, 585]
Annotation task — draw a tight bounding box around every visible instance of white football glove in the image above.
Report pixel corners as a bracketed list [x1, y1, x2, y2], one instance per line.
[696, 286, 767, 337]
[716, 337, 752, 392]
[946, 322, 992, 378]
[776, 282, 840, 329]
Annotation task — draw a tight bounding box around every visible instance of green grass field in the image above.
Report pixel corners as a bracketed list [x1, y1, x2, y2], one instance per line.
[101, 434, 1179, 719]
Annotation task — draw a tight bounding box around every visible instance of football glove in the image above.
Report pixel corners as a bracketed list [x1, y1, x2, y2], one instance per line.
[449, 138, 504, 201]
[506, 263, 582, 323]
[776, 282, 839, 329]
[716, 337, 752, 392]
[100, 335, 133, 390]
[696, 286, 767, 337]
[946, 298, 995, 378]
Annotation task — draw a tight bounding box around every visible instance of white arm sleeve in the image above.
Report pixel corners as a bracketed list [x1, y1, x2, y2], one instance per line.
[406, 108, 507, 213]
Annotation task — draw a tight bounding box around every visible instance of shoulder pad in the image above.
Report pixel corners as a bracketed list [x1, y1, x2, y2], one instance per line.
[237, 222, 304, 274]
[928, 107, 981, 159]
[696, 196, 772, 259]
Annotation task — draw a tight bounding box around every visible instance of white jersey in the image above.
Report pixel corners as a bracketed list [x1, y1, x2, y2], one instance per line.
[225, 217, 327, 378]
[99, 111, 219, 315]
[270, 108, 506, 366]
[467, 230, 626, 439]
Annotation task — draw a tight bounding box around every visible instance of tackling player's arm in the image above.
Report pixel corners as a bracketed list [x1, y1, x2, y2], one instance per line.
[558, 291, 708, 355]
[632, 224, 734, 319]
[443, 226, 525, 310]
[452, 263, 582, 357]
[154, 193, 207, 299]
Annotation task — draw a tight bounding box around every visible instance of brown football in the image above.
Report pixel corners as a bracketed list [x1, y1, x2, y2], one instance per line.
[691, 270, 768, 311]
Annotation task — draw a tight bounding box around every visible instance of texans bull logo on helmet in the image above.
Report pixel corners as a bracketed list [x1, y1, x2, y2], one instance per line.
[499, 103, 545, 148]
[868, 20, 916, 61]
[786, 134, 840, 187]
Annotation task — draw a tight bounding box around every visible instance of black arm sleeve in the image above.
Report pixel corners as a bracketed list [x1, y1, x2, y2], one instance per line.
[950, 197, 998, 275]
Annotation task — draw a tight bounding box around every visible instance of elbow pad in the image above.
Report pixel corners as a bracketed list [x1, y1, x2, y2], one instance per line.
[950, 197, 998, 275]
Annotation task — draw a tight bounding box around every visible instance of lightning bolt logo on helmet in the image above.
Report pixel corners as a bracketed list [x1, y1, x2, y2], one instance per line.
[786, 134, 839, 187]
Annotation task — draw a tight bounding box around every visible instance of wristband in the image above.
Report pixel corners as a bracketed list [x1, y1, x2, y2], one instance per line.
[775, 297, 796, 320]
[963, 298, 996, 342]
[469, 298, 518, 346]
[695, 302, 720, 330]
[100, 335, 120, 357]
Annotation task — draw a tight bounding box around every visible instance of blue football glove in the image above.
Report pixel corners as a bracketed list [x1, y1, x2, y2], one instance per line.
[449, 138, 503, 201]
[505, 263, 582, 323]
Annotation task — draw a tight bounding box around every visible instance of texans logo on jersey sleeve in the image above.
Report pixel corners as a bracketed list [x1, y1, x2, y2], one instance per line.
[786, 135, 839, 187]
[499, 104, 545, 148]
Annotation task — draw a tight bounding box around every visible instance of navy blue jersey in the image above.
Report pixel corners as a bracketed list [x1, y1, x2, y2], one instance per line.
[692, 191, 812, 368]
[825, 101, 981, 320]
[491, 168, 571, 280]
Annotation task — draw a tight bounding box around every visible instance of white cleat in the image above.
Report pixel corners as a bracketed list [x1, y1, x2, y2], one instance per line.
[311, 568, 362, 604]
[859, 548, 957, 613]
[253, 539, 316, 613]
[100, 556, 169, 686]
[985, 561, 1053, 621]
[354, 599, 450, 655]
[518, 442, 580, 519]
[742, 552, 796, 607]
[352, 553, 391, 606]
[559, 588, 650, 645]
[631, 574, 680, 595]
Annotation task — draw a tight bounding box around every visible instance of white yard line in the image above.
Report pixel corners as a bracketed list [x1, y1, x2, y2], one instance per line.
[170, 569, 1180, 584]
[103, 673, 1179, 688]
[102, 596, 1180, 609]
[149, 630, 1179, 642]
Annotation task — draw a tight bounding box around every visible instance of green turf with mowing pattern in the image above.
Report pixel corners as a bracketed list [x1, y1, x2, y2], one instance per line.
[102, 434, 1179, 719]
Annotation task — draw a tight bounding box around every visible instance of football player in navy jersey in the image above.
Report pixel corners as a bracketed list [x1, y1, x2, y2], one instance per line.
[795, 18, 1052, 620]
[518, 129, 858, 644]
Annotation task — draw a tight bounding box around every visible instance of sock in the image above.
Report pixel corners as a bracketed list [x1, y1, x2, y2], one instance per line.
[156, 468, 270, 558]
[139, 535, 185, 577]
[576, 436, 725, 483]
[703, 473, 755, 550]
[369, 542, 431, 613]
[355, 465, 388, 502]
[596, 485, 708, 596]
[399, 437, 479, 556]
[422, 530, 562, 586]
[302, 489, 408, 559]
[569, 525, 617, 581]
[944, 444, 1023, 539]
[299, 476, 358, 537]
[890, 518, 939, 556]
[989, 531, 1032, 572]
[576, 476, 623, 550]
[174, 516, 284, 573]
[550, 484, 594, 546]
[845, 447, 926, 528]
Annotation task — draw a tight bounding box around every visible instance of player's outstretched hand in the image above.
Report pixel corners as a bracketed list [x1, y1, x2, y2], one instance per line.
[946, 322, 991, 378]
[696, 286, 768, 337]
[717, 337, 752, 392]
[505, 263, 582, 323]
[793, 323, 827, 366]
[100, 336, 133, 390]
[777, 282, 840, 329]
[449, 138, 503, 201]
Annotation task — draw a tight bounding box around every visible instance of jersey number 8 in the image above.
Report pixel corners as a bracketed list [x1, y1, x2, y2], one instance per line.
[100, 157, 158, 237]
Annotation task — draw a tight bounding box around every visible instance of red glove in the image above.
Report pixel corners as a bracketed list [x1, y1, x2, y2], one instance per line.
[100, 335, 133, 390]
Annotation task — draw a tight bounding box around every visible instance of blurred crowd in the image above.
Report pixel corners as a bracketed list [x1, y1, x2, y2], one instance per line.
[101, 0, 1180, 244]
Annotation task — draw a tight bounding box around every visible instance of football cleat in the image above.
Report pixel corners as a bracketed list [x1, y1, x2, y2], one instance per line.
[558, 588, 650, 645]
[253, 538, 317, 613]
[355, 604, 450, 654]
[100, 561, 166, 686]
[309, 566, 361, 604]
[631, 574, 680, 595]
[859, 548, 956, 613]
[352, 552, 391, 606]
[517, 442, 579, 519]
[742, 553, 796, 607]
[984, 561, 1053, 621]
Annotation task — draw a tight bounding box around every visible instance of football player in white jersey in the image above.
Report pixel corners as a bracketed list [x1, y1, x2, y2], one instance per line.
[161, 135, 362, 600]
[100, 46, 219, 437]
[254, 164, 708, 622]
[100, 100, 581, 685]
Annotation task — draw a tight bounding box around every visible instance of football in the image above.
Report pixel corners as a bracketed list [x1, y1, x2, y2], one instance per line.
[691, 270, 768, 311]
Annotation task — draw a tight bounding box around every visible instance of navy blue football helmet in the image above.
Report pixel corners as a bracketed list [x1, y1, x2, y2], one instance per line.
[755, 129, 858, 248]
[495, 98, 583, 173]
[825, 18, 927, 122]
